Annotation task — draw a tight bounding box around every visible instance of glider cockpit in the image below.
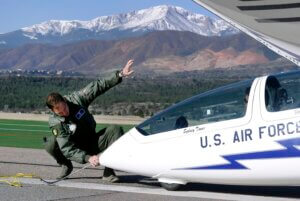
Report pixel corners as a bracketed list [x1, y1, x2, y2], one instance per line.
[137, 71, 300, 137]
[137, 79, 254, 136]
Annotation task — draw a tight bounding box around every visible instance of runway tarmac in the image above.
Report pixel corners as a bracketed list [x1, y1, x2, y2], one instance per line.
[1, 147, 300, 201]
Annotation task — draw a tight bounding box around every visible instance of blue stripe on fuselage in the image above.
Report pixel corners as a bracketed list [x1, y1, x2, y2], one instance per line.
[175, 137, 300, 170]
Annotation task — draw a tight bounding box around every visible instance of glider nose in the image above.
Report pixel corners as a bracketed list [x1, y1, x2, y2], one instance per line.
[100, 131, 136, 172]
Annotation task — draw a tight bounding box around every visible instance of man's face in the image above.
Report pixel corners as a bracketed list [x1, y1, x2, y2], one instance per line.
[52, 101, 69, 117]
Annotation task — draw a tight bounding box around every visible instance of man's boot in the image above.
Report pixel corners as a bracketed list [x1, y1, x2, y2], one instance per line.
[102, 167, 119, 182]
[57, 160, 73, 179]
[43, 136, 73, 179]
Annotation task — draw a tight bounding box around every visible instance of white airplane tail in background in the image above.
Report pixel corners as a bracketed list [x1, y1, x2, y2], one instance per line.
[193, 0, 300, 66]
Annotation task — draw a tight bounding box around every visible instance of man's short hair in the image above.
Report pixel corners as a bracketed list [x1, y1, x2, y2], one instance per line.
[46, 92, 65, 109]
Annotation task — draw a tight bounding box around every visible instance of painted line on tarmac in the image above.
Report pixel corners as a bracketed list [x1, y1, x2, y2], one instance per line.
[0, 133, 17, 136]
[19, 178, 298, 201]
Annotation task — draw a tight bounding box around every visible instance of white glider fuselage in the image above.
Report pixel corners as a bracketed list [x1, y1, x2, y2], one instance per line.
[101, 71, 300, 186]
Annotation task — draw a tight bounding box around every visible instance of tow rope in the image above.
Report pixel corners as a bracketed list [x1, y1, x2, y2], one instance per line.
[0, 163, 92, 187]
[40, 163, 92, 185]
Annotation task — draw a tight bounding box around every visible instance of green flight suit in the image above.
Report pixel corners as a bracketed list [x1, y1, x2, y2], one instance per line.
[44, 71, 124, 164]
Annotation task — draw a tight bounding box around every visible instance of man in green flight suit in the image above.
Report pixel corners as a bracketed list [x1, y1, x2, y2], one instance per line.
[44, 60, 134, 182]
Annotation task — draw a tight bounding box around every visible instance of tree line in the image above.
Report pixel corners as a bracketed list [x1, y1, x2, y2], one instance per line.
[0, 74, 242, 117]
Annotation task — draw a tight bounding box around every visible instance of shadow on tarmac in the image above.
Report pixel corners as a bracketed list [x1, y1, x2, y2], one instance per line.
[2, 160, 299, 199]
[119, 175, 300, 199]
[118, 175, 160, 187]
[178, 183, 300, 198]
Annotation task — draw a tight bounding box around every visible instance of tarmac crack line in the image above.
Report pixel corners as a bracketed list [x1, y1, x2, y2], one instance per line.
[0, 160, 102, 171]
[47, 191, 119, 201]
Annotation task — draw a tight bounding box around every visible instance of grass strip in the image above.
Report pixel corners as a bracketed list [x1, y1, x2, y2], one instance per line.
[0, 119, 134, 149]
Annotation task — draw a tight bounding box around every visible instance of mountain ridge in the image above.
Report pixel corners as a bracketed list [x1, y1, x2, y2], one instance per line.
[0, 5, 238, 49]
[0, 31, 280, 74]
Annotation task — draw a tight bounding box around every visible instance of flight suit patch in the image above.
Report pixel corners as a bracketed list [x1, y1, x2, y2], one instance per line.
[75, 108, 85, 120]
[52, 128, 59, 136]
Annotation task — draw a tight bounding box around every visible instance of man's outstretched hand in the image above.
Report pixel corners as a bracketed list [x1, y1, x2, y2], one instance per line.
[121, 59, 134, 77]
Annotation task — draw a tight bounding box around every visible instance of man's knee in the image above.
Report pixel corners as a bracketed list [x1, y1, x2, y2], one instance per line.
[106, 125, 124, 139]
[98, 125, 124, 151]
[43, 136, 69, 164]
[44, 136, 57, 155]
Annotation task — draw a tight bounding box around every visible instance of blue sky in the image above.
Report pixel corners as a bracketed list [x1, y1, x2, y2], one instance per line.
[0, 0, 215, 33]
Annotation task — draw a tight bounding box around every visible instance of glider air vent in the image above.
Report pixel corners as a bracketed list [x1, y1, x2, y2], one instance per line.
[256, 17, 300, 23]
[238, 3, 300, 11]
[236, 1, 300, 23]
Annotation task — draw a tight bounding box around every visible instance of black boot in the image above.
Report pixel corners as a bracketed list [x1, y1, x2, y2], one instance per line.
[57, 160, 73, 179]
[102, 167, 119, 182]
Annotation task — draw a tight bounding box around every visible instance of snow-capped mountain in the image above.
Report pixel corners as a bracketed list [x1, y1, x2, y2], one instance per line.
[0, 5, 239, 48]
